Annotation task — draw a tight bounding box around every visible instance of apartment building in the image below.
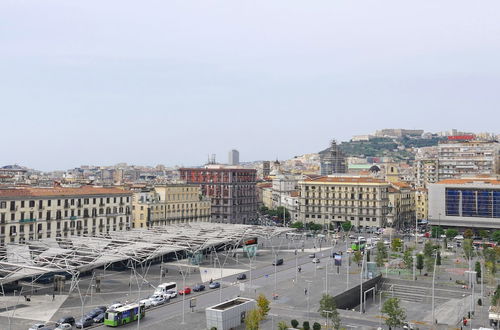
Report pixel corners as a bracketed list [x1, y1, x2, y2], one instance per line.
[387, 182, 416, 228]
[131, 184, 211, 228]
[0, 186, 132, 246]
[414, 159, 438, 188]
[428, 176, 500, 229]
[298, 176, 390, 229]
[179, 166, 258, 224]
[415, 188, 428, 222]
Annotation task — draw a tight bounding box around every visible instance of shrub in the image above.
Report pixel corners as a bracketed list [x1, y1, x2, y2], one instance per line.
[291, 319, 299, 328]
[303, 321, 310, 330]
[313, 322, 321, 330]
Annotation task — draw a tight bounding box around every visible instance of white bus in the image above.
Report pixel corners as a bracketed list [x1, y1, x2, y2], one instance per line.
[155, 282, 177, 295]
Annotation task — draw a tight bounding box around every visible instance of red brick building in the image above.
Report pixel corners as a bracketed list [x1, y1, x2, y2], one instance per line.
[179, 166, 258, 224]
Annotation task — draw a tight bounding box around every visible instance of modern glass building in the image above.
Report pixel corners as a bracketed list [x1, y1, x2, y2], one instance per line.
[429, 177, 500, 229]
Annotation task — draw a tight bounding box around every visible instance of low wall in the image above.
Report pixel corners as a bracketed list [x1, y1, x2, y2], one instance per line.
[333, 274, 382, 309]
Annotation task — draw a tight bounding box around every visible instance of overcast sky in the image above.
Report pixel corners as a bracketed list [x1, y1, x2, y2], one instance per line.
[1, 1, 499, 171]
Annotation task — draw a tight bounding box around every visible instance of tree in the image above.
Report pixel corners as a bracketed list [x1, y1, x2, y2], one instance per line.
[431, 226, 444, 238]
[381, 297, 407, 329]
[492, 284, 500, 306]
[290, 221, 304, 230]
[443, 237, 448, 250]
[423, 241, 434, 258]
[353, 250, 362, 266]
[475, 261, 481, 283]
[391, 238, 402, 252]
[313, 322, 321, 330]
[463, 239, 474, 260]
[416, 254, 424, 275]
[291, 319, 299, 328]
[479, 229, 489, 239]
[319, 294, 341, 329]
[464, 229, 473, 239]
[484, 248, 497, 275]
[367, 249, 371, 262]
[445, 228, 458, 239]
[492, 230, 500, 243]
[425, 255, 434, 272]
[341, 220, 353, 232]
[277, 321, 288, 330]
[256, 294, 270, 319]
[436, 251, 441, 266]
[403, 250, 413, 270]
[245, 308, 262, 330]
[302, 321, 310, 330]
[376, 241, 387, 267]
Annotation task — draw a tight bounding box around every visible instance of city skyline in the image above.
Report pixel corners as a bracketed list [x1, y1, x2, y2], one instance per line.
[1, 1, 500, 170]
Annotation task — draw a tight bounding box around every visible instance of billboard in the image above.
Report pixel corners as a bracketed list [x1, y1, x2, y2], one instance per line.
[447, 135, 475, 141]
[334, 254, 342, 266]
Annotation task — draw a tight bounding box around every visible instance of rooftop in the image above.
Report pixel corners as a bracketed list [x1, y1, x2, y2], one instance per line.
[436, 178, 500, 185]
[209, 297, 254, 311]
[302, 176, 388, 184]
[0, 186, 130, 198]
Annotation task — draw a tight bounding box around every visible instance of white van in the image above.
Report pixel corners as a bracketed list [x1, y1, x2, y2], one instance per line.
[155, 282, 177, 295]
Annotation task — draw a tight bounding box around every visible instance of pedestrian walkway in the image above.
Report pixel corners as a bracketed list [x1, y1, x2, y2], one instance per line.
[0, 294, 68, 322]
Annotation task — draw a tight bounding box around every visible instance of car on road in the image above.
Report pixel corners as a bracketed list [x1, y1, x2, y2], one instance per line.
[237, 273, 247, 280]
[308, 253, 315, 258]
[272, 258, 284, 266]
[150, 296, 167, 306]
[56, 316, 75, 326]
[29, 324, 47, 330]
[55, 324, 72, 330]
[348, 234, 356, 239]
[86, 308, 105, 319]
[140, 298, 153, 309]
[312, 258, 320, 263]
[108, 302, 123, 310]
[193, 284, 205, 292]
[454, 235, 464, 240]
[93, 313, 105, 323]
[209, 282, 220, 289]
[166, 289, 177, 298]
[75, 316, 93, 328]
[178, 287, 192, 295]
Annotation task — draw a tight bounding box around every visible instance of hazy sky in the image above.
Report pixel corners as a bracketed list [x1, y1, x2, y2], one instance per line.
[1, 1, 499, 171]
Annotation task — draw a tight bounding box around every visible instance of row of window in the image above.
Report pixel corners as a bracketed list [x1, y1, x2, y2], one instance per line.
[0, 207, 130, 223]
[305, 214, 379, 221]
[4, 216, 129, 234]
[445, 189, 500, 218]
[304, 186, 385, 192]
[0, 196, 130, 211]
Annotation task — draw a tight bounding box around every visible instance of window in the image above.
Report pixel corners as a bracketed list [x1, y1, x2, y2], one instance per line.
[0, 202, 6, 209]
[29, 200, 35, 208]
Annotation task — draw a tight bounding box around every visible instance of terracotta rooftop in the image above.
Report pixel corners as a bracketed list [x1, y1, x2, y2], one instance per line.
[303, 176, 388, 184]
[391, 181, 411, 188]
[436, 178, 500, 185]
[0, 186, 131, 198]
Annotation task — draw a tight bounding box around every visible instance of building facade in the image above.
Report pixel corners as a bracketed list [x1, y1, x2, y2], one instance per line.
[428, 177, 500, 229]
[131, 184, 211, 228]
[319, 140, 347, 175]
[415, 188, 428, 222]
[0, 186, 132, 246]
[228, 150, 240, 166]
[298, 176, 390, 229]
[179, 166, 258, 224]
[387, 182, 416, 228]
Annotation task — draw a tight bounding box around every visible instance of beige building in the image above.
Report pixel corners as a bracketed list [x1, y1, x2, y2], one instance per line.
[131, 184, 211, 228]
[387, 182, 416, 228]
[0, 186, 132, 246]
[415, 188, 428, 222]
[298, 176, 390, 229]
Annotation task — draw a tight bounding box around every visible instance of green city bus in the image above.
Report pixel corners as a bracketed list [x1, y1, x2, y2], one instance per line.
[104, 303, 145, 327]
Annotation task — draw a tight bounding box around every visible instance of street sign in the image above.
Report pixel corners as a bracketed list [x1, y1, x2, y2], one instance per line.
[190, 298, 196, 308]
[334, 255, 342, 266]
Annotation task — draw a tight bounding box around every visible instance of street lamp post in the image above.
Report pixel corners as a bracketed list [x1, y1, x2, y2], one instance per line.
[305, 280, 312, 317]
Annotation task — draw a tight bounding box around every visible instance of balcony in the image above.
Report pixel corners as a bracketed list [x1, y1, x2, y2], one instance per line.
[70, 216, 77, 220]
[19, 218, 37, 223]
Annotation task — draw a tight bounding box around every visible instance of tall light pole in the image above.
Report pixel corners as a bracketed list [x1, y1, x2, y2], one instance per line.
[305, 280, 312, 317]
[431, 250, 438, 325]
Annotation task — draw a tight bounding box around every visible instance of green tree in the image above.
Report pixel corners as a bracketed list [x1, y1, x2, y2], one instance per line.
[443, 237, 448, 250]
[319, 294, 341, 329]
[463, 239, 474, 260]
[341, 220, 353, 232]
[492, 230, 500, 243]
[353, 250, 362, 266]
[431, 226, 444, 238]
[391, 238, 402, 252]
[484, 248, 497, 275]
[256, 294, 270, 319]
[402, 250, 413, 270]
[290, 221, 304, 230]
[367, 249, 371, 262]
[291, 319, 299, 328]
[302, 321, 310, 330]
[464, 229, 474, 239]
[376, 241, 387, 267]
[416, 254, 424, 274]
[245, 308, 262, 330]
[436, 251, 441, 266]
[475, 261, 481, 283]
[423, 241, 434, 258]
[492, 285, 500, 306]
[478, 229, 489, 239]
[425, 256, 434, 273]
[313, 322, 321, 330]
[445, 228, 458, 239]
[381, 298, 406, 329]
[277, 321, 288, 330]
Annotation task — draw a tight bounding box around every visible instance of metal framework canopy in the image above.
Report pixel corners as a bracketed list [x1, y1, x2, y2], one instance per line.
[0, 223, 293, 285]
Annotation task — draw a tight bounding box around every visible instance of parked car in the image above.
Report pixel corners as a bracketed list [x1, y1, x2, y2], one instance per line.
[56, 316, 75, 326]
[55, 324, 72, 330]
[95, 306, 107, 313]
[166, 289, 177, 298]
[178, 287, 191, 295]
[348, 234, 356, 239]
[455, 235, 464, 240]
[75, 316, 93, 329]
[29, 324, 46, 330]
[193, 284, 205, 292]
[272, 258, 283, 266]
[236, 273, 247, 280]
[86, 308, 104, 319]
[312, 258, 320, 263]
[447, 243, 454, 249]
[93, 313, 105, 323]
[140, 299, 153, 309]
[209, 282, 220, 289]
[108, 302, 123, 310]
